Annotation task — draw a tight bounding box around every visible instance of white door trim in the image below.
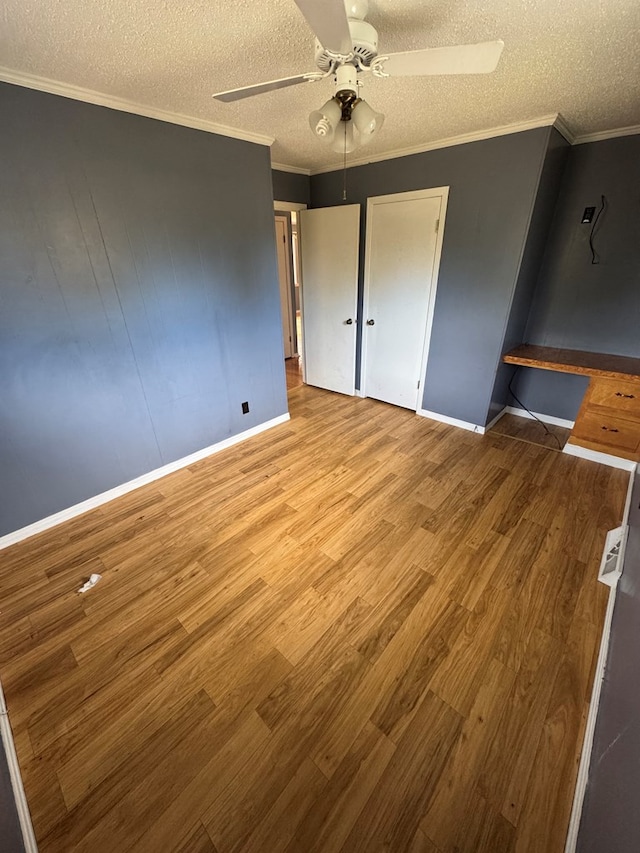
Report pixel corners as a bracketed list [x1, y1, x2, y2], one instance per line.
[273, 201, 308, 212]
[274, 214, 295, 358]
[0, 681, 38, 852]
[361, 186, 449, 412]
[273, 202, 307, 368]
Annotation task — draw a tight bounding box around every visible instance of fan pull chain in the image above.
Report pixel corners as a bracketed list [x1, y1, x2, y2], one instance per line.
[342, 123, 348, 201]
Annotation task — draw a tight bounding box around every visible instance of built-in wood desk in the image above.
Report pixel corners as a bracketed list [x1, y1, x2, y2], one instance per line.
[503, 345, 640, 461]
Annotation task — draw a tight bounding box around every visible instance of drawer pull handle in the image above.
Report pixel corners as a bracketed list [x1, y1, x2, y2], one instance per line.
[615, 392, 635, 398]
[601, 426, 619, 433]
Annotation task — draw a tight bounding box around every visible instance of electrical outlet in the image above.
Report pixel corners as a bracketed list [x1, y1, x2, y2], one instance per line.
[241, 401, 249, 414]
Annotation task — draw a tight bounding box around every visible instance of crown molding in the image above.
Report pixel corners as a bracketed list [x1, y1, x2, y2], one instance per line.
[4, 67, 638, 168]
[574, 124, 640, 145]
[271, 161, 311, 176]
[270, 115, 639, 172]
[0, 67, 275, 148]
[552, 113, 575, 145]
[309, 114, 561, 175]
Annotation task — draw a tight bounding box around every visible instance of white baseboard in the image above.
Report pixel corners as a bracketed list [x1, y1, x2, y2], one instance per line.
[0, 413, 290, 551]
[504, 408, 635, 470]
[564, 466, 636, 853]
[564, 581, 618, 853]
[0, 681, 38, 853]
[417, 408, 485, 434]
[484, 407, 508, 431]
[563, 441, 637, 471]
[505, 405, 575, 429]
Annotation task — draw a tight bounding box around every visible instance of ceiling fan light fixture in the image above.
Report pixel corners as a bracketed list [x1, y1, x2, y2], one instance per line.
[214, 0, 505, 171]
[345, 0, 368, 21]
[330, 120, 357, 154]
[351, 99, 384, 144]
[309, 97, 342, 142]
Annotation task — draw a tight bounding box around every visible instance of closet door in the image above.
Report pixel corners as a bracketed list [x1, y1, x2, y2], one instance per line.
[299, 205, 360, 395]
[362, 189, 446, 410]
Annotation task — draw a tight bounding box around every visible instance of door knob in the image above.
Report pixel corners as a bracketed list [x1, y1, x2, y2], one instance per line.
[344, 318, 353, 325]
[366, 319, 375, 326]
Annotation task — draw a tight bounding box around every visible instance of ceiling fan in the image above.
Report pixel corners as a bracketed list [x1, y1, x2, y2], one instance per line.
[213, 0, 504, 153]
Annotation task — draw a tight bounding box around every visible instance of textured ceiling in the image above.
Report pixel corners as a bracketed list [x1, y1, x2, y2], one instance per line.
[1, 0, 639, 172]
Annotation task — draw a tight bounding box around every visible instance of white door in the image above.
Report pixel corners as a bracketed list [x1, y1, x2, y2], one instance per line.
[274, 215, 295, 359]
[299, 205, 360, 395]
[362, 188, 447, 410]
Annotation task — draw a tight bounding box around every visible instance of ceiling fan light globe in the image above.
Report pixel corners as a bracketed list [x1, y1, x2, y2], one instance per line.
[345, 0, 368, 21]
[309, 98, 342, 143]
[352, 100, 384, 143]
[330, 121, 357, 153]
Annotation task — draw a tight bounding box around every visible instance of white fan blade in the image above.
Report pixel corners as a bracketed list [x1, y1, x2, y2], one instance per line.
[382, 40, 504, 77]
[293, 0, 352, 54]
[213, 74, 313, 102]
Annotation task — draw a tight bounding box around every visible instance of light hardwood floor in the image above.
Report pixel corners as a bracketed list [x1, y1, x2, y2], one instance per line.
[491, 412, 571, 451]
[0, 384, 628, 852]
[285, 357, 303, 391]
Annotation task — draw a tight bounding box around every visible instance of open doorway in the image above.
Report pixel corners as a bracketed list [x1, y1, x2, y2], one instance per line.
[291, 212, 302, 362]
[274, 201, 306, 392]
[274, 213, 296, 359]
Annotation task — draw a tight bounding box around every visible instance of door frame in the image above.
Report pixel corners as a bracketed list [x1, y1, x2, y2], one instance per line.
[274, 201, 307, 375]
[273, 201, 308, 213]
[274, 214, 295, 358]
[361, 186, 449, 412]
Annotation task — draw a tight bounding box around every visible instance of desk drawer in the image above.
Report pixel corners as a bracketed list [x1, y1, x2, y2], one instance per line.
[573, 408, 640, 453]
[588, 378, 640, 418]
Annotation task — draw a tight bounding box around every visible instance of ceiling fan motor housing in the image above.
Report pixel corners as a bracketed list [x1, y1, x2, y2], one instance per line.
[314, 18, 379, 71]
[332, 64, 359, 119]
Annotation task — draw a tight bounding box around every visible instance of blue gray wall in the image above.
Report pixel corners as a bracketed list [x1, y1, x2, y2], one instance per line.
[272, 169, 310, 206]
[0, 83, 288, 537]
[310, 127, 551, 426]
[514, 134, 640, 420]
[577, 467, 640, 853]
[490, 128, 570, 421]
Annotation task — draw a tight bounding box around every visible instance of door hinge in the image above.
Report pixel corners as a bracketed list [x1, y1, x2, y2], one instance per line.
[282, 234, 286, 243]
[435, 219, 440, 233]
[417, 380, 420, 389]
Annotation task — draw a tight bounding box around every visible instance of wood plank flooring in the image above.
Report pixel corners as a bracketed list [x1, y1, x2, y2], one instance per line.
[285, 357, 303, 391]
[0, 384, 628, 852]
[491, 413, 571, 451]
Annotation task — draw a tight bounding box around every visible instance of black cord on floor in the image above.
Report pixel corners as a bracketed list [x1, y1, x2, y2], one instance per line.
[508, 370, 563, 450]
